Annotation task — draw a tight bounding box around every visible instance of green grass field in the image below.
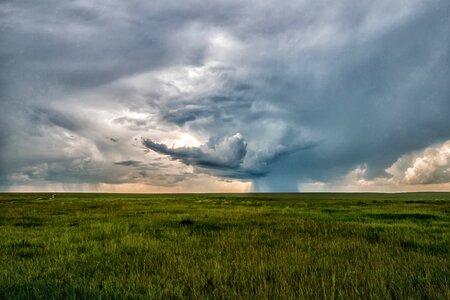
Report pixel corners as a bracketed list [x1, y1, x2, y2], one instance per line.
[0, 193, 449, 299]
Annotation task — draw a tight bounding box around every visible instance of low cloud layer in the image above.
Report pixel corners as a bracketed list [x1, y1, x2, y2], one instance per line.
[1, 0, 449, 192]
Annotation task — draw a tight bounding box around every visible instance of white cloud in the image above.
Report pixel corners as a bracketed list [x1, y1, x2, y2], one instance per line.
[301, 140, 450, 192]
[389, 140, 450, 184]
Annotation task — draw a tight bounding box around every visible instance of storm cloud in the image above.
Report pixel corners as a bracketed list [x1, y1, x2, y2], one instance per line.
[1, 0, 449, 192]
[143, 133, 247, 170]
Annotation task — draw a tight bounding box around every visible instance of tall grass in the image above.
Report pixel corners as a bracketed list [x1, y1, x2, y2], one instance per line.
[0, 193, 449, 299]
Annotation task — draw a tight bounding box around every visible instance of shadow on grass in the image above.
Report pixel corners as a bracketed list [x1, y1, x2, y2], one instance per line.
[5, 240, 46, 259]
[400, 240, 449, 256]
[0, 283, 123, 300]
[13, 217, 43, 228]
[365, 213, 438, 221]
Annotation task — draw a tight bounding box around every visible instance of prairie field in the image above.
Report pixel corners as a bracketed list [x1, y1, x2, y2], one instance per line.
[0, 193, 449, 299]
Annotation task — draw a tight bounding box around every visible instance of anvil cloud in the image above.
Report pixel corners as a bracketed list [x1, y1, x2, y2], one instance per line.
[0, 0, 449, 192]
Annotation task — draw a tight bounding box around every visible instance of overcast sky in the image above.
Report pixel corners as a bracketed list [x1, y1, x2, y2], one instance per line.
[1, 0, 449, 192]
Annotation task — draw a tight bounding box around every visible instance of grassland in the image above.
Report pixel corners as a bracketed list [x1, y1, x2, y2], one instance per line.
[0, 193, 449, 299]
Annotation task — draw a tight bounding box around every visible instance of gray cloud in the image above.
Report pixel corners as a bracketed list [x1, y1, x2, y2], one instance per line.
[113, 117, 152, 131]
[29, 106, 81, 132]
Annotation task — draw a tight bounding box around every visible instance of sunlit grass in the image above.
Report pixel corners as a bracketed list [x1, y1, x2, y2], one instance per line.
[0, 193, 449, 299]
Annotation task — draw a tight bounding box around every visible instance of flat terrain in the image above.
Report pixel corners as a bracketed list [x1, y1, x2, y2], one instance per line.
[0, 193, 449, 299]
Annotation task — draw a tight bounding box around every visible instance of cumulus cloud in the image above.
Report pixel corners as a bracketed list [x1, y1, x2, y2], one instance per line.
[388, 140, 450, 185]
[302, 140, 450, 192]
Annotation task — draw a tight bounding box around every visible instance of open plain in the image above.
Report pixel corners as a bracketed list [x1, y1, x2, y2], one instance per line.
[0, 193, 449, 299]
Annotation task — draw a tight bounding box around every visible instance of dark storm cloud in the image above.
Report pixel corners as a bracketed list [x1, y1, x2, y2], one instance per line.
[143, 131, 316, 179]
[143, 133, 247, 170]
[1, 0, 449, 191]
[114, 160, 142, 167]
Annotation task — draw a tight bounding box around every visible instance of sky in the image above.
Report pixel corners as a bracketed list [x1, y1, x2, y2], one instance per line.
[0, 0, 449, 192]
